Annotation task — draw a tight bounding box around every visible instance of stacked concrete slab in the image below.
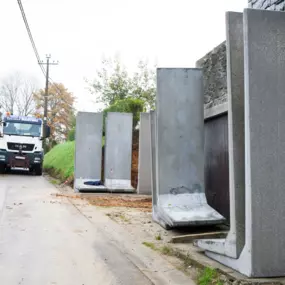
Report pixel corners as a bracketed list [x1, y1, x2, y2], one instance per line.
[104, 112, 134, 192]
[197, 8, 285, 277]
[151, 68, 225, 229]
[137, 113, 152, 195]
[74, 112, 106, 192]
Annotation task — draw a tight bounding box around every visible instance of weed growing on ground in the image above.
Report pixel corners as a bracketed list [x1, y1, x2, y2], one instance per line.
[118, 214, 130, 223]
[155, 233, 162, 240]
[198, 267, 223, 285]
[160, 245, 173, 255]
[142, 242, 157, 250]
[50, 179, 59, 185]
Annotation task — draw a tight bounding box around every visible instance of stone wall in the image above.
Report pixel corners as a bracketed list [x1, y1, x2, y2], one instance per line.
[196, 42, 227, 109]
[249, 0, 285, 10]
[199, 2, 285, 110]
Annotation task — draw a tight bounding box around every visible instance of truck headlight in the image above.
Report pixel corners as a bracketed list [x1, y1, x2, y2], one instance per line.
[0, 155, 5, 161]
[34, 157, 41, 162]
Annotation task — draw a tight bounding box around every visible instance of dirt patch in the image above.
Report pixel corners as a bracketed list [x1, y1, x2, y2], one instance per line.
[87, 195, 151, 211]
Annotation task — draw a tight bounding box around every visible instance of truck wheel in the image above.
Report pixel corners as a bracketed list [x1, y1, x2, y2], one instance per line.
[35, 166, 43, 176]
[0, 165, 5, 174]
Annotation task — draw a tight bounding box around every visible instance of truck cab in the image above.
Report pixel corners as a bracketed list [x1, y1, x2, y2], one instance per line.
[0, 113, 50, 175]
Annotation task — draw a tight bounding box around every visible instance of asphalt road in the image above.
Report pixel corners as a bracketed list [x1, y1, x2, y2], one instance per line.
[0, 174, 193, 285]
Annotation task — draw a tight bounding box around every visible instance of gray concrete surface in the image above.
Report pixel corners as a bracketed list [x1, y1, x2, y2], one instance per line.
[104, 112, 134, 191]
[137, 113, 152, 195]
[154, 68, 225, 229]
[197, 12, 245, 259]
[204, 103, 228, 120]
[74, 112, 105, 192]
[0, 174, 193, 285]
[150, 111, 158, 217]
[205, 8, 285, 277]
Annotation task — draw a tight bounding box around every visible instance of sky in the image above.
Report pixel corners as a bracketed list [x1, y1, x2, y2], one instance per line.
[0, 0, 247, 112]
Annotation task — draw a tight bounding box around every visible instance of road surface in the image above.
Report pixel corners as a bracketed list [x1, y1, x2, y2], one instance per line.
[0, 174, 192, 285]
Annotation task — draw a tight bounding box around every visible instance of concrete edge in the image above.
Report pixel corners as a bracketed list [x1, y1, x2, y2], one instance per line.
[204, 103, 228, 120]
[170, 231, 228, 244]
[170, 246, 284, 285]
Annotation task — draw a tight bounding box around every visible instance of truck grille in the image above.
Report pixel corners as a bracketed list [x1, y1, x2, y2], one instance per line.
[7, 143, 35, 151]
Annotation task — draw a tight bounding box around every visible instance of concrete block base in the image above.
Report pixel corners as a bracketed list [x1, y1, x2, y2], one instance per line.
[104, 179, 135, 193]
[153, 193, 225, 229]
[74, 178, 107, 192]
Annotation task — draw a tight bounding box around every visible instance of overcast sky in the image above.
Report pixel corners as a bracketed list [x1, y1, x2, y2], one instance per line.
[0, 0, 247, 112]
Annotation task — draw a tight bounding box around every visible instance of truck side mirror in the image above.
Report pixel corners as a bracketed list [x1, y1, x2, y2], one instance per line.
[44, 125, 51, 138]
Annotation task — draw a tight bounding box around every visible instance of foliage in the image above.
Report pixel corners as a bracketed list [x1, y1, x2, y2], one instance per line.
[103, 97, 145, 131]
[67, 114, 76, 141]
[43, 141, 75, 180]
[34, 82, 75, 145]
[67, 128, 75, 141]
[0, 73, 38, 116]
[86, 57, 156, 110]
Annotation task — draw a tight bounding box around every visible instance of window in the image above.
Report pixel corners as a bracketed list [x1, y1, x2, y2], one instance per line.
[4, 122, 41, 137]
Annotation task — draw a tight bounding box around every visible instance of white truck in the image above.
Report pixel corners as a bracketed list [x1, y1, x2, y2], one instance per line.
[0, 113, 50, 175]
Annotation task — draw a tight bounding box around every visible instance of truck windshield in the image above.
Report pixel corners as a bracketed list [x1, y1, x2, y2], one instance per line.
[3, 122, 41, 137]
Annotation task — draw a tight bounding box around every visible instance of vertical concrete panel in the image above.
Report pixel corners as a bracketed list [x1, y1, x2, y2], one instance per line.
[244, 8, 285, 276]
[154, 68, 225, 228]
[104, 112, 134, 191]
[157, 68, 204, 194]
[137, 113, 152, 195]
[150, 111, 158, 215]
[197, 12, 245, 259]
[74, 112, 103, 191]
[226, 12, 245, 258]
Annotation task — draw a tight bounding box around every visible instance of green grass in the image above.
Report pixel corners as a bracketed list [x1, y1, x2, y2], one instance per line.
[142, 242, 157, 250]
[43, 141, 75, 181]
[198, 267, 222, 285]
[155, 233, 162, 240]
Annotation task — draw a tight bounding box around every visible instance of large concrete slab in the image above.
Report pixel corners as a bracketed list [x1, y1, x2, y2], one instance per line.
[154, 68, 225, 229]
[201, 9, 285, 277]
[137, 113, 152, 195]
[150, 110, 158, 220]
[74, 112, 105, 192]
[197, 12, 245, 259]
[104, 112, 134, 192]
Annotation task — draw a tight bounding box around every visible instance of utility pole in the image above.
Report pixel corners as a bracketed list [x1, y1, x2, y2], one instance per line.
[39, 55, 58, 149]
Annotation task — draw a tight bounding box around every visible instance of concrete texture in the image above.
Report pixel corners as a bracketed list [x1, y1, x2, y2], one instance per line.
[204, 103, 228, 120]
[0, 175, 193, 285]
[74, 112, 105, 192]
[137, 113, 152, 195]
[150, 111, 158, 218]
[154, 68, 225, 229]
[202, 9, 285, 278]
[249, 0, 285, 10]
[197, 12, 245, 259]
[196, 42, 227, 109]
[104, 112, 134, 192]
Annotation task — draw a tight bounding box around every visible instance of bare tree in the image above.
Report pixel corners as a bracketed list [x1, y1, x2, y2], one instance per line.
[16, 79, 37, 116]
[0, 73, 21, 114]
[0, 73, 38, 116]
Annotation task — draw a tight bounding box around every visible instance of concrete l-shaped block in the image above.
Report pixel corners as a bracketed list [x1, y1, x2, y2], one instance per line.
[137, 113, 152, 195]
[74, 112, 106, 192]
[104, 112, 134, 192]
[152, 68, 225, 229]
[197, 11, 245, 259]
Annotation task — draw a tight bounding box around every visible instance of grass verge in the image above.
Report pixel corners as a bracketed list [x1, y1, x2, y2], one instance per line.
[43, 141, 75, 183]
[142, 242, 224, 285]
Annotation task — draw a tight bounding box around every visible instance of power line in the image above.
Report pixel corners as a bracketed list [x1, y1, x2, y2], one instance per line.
[17, 0, 46, 77]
